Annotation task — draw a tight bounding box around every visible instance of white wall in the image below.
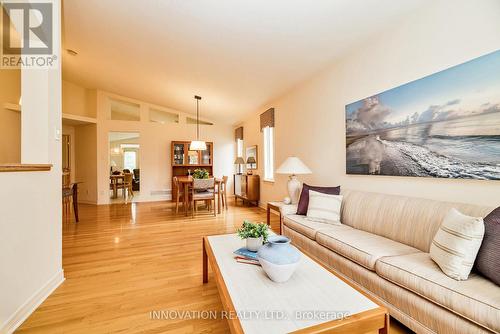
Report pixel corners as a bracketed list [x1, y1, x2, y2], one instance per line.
[95, 91, 235, 204]
[239, 0, 500, 207]
[0, 1, 63, 332]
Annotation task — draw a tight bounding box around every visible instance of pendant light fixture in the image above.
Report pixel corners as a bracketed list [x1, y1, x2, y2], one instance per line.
[189, 95, 207, 151]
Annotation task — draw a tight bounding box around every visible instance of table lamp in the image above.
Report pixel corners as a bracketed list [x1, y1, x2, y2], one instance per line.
[246, 156, 256, 175]
[234, 157, 245, 175]
[276, 156, 312, 204]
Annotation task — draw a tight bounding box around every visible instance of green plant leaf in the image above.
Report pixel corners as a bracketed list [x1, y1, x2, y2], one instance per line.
[236, 220, 269, 242]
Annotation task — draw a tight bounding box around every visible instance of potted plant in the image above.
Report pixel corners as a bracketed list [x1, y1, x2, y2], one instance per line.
[237, 220, 269, 252]
[192, 168, 209, 179]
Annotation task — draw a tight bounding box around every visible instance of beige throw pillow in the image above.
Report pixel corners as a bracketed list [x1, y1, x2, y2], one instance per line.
[430, 208, 485, 280]
[306, 190, 342, 224]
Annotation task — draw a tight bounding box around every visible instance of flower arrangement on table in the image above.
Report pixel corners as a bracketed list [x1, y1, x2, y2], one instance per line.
[192, 168, 209, 179]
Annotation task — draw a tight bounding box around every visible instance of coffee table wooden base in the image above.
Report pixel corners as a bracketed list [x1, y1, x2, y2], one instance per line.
[203, 237, 245, 333]
[202, 236, 389, 334]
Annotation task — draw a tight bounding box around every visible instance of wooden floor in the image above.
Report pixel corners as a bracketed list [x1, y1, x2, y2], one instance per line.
[18, 200, 412, 334]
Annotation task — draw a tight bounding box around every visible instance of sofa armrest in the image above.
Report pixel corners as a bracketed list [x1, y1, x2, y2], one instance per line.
[280, 204, 298, 216]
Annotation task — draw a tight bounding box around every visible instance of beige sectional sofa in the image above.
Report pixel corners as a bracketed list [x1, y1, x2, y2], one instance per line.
[281, 189, 500, 334]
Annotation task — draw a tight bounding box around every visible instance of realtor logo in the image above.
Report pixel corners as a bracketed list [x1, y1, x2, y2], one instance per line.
[1, 0, 56, 68]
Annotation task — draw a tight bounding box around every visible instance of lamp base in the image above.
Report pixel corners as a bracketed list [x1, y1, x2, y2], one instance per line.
[287, 175, 301, 204]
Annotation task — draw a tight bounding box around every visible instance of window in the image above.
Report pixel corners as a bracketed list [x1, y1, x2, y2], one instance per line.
[186, 117, 213, 125]
[109, 98, 141, 121]
[149, 108, 179, 124]
[263, 126, 274, 181]
[237, 139, 243, 157]
[235, 126, 244, 157]
[123, 151, 137, 171]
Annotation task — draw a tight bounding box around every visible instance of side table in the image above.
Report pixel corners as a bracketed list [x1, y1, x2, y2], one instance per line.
[267, 201, 285, 234]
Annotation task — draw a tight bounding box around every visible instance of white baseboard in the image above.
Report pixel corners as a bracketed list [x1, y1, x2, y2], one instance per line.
[0, 269, 65, 334]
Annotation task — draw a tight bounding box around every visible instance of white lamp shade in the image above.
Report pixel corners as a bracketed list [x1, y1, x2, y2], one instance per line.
[189, 140, 207, 151]
[276, 156, 312, 175]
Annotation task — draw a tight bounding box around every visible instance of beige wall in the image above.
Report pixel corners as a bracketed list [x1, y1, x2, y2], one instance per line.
[239, 0, 500, 208]
[75, 124, 98, 204]
[0, 69, 21, 163]
[62, 80, 98, 203]
[62, 80, 235, 205]
[0, 1, 62, 331]
[96, 91, 235, 204]
[62, 80, 96, 118]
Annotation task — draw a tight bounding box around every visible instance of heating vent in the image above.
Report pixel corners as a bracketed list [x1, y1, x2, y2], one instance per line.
[150, 189, 171, 196]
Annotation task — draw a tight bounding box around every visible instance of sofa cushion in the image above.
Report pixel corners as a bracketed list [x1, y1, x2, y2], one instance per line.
[306, 191, 342, 224]
[283, 215, 352, 240]
[316, 228, 420, 271]
[296, 183, 340, 215]
[376, 252, 500, 333]
[474, 206, 500, 285]
[430, 208, 484, 281]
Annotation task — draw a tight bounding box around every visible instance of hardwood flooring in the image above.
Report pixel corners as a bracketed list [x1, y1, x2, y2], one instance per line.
[17, 200, 412, 334]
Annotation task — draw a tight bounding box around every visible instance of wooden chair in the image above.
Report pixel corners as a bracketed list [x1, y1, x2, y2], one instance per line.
[173, 176, 188, 214]
[62, 171, 71, 188]
[191, 178, 216, 217]
[62, 183, 79, 222]
[116, 173, 134, 198]
[220, 175, 228, 210]
[212, 176, 229, 211]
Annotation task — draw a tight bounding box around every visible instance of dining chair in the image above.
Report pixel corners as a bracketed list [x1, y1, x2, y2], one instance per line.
[62, 183, 79, 223]
[191, 178, 216, 217]
[173, 176, 187, 214]
[117, 173, 134, 198]
[211, 176, 229, 211]
[221, 175, 228, 210]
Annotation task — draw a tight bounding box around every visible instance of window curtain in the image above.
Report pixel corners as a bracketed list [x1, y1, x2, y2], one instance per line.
[234, 126, 243, 141]
[260, 108, 275, 131]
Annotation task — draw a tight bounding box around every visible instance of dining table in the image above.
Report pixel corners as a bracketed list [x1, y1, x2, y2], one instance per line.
[176, 176, 223, 216]
[110, 174, 125, 199]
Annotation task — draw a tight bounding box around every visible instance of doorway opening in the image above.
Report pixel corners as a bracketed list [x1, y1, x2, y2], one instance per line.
[109, 132, 140, 203]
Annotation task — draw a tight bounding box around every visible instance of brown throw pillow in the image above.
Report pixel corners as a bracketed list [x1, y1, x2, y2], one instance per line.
[296, 184, 341, 215]
[474, 207, 500, 285]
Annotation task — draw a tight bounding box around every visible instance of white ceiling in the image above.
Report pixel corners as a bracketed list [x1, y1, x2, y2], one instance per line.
[62, 0, 426, 124]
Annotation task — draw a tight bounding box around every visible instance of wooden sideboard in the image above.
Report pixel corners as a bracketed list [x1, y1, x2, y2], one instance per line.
[234, 174, 260, 206]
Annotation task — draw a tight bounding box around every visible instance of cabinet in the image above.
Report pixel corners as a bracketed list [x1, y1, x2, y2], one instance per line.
[234, 174, 260, 206]
[172, 141, 213, 167]
[171, 141, 214, 196]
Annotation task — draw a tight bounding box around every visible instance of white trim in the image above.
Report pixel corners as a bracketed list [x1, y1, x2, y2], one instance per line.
[0, 270, 65, 334]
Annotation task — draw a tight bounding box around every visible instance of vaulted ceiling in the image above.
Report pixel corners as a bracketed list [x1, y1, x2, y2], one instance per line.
[62, 0, 426, 124]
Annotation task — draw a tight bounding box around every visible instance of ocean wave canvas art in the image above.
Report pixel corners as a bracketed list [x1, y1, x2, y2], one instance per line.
[345, 50, 500, 180]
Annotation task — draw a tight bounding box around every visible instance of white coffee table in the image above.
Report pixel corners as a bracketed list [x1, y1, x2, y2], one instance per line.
[202, 233, 389, 334]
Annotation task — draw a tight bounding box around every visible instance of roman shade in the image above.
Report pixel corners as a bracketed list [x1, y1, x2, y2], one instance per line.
[260, 108, 275, 131]
[234, 127, 243, 141]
